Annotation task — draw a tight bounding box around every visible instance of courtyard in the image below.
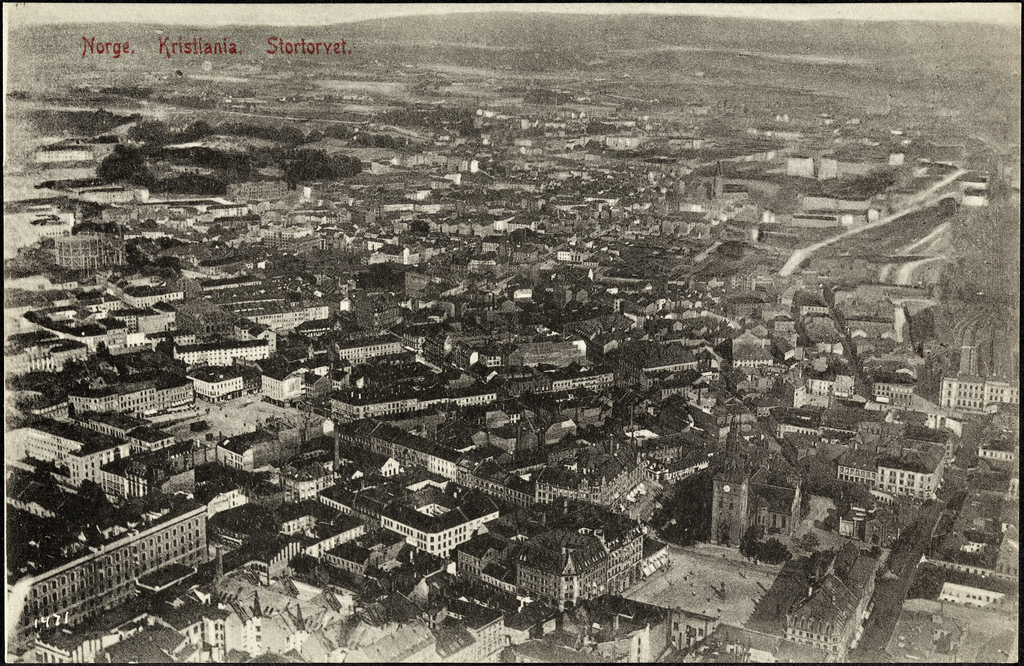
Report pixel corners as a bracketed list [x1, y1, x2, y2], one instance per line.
[160, 394, 323, 449]
[787, 494, 849, 555]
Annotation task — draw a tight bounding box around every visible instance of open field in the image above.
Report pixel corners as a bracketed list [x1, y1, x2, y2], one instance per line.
[625, 542, 783, 627]
[317, 80, 409, 95]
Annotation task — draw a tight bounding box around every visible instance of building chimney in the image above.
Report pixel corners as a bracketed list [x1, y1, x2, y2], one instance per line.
[333, 423, 340, 472]
[613, 614, 620, 633]
[215, 546, 224, 582]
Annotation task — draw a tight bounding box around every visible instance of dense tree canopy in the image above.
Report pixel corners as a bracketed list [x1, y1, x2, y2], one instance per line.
[283, 149, 362, 184]
[97, 145, 154, 186]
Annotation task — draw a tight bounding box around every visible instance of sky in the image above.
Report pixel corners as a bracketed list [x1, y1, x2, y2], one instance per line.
[5, 3, 1021, 29]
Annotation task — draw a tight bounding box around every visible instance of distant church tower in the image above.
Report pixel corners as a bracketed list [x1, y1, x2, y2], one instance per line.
[713, 161, 726, 200]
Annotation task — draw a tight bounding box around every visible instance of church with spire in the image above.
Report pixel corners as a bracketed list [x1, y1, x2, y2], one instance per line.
[709, 428, 802, 546]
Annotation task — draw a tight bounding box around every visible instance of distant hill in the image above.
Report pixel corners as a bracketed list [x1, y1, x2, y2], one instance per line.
[10, 12, 1021, 70]
[6, 12, 1019, 146]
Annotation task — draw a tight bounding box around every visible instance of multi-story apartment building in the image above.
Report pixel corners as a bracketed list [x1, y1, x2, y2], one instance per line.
[978, 441, 1017, 463]
[75, 411, 150, 440]
[10, 498, 207, 632]
[872, 373, 917, 408]
[17, 419, 132, 488]
[68, 374, 194, 417]
[940, 375, 1019, 413]
[534, 453, 644, 509]
[174, 339, 270, 367]
[108, 306, 176, 335]
[233, 319, 277, 352]
[100, 441, 194, 499]
[340, 420, 464, 481]
[119, 285, 185, 309]
[517, 528, 609, 609]
[68, 385, 156, 418]
[836, 448, 944, 501]
[784, 544, 878, 660]
[334, 336, 405, 364]
[215, 429, 278, 473]
[226, 180, 289, 200]
[458, 460, 538, 508]
[516, 510, 644, 609]
[804, 367, 856, 399]
[548, 366, 616, 392]
[351, 296, 401, 332]
[280, 455, 336, 503]
[379, 490, 500, 559]
[836, 449, 879, 487]
[126, 426, 177, 454]
[331, 384, 497, 422]
[261, 366, 305, 406]
[227, 302, 329, 333]
[875, 452, 944, 501]
[188, 366, 245, 402]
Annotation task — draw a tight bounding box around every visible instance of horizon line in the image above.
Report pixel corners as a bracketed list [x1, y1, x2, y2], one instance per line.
[6, 4, 1022, 30]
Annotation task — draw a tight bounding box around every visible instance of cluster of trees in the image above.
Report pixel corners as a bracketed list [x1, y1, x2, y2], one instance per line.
[127, 119, 213, 151]
[653, 472, 714, 547]
[350, 132, 407, 149]
[153, 174, 227, 196]
[302, 124, 355, 144]
[218, 121, 307, 146]
[283, 149, 362, 184]
[408, 219, 432, 236]
[29, 109, 139, 136]
[826, 168, 898, 200]
[101, 119, 364, 192]
[356, 262, 409, 291]
[906, 562, 949, 600]
[944, 198, 1019, 306]
[379, 106, 477, 136]
[98, 145, 154, 187]
[163, 146, 254, 181]
[739, 525, 793, 564]
[288, 554, 333, 588]
[99, 85, 153, 99]
[523, 88, 572, 105]
[799, 479, 873, 533]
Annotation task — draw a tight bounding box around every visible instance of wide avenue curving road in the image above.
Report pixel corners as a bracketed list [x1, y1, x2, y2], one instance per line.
[779, 168, 967, 276]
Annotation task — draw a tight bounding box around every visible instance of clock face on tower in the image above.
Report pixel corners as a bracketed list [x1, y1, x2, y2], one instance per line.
[723, 485, 731, 493]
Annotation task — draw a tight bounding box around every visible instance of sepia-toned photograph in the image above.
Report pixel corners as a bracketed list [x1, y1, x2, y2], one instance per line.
[3, 3, 1019, 662]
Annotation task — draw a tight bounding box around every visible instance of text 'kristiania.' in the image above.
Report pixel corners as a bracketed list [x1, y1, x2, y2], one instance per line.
[81, 36, 352, 58]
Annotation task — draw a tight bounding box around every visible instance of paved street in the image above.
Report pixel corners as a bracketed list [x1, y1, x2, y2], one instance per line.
[848, 500, 945, 661]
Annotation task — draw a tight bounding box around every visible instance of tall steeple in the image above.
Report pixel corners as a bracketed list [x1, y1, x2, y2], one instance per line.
[252, 590, 263, 618]
[713, 161, 726, 200]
